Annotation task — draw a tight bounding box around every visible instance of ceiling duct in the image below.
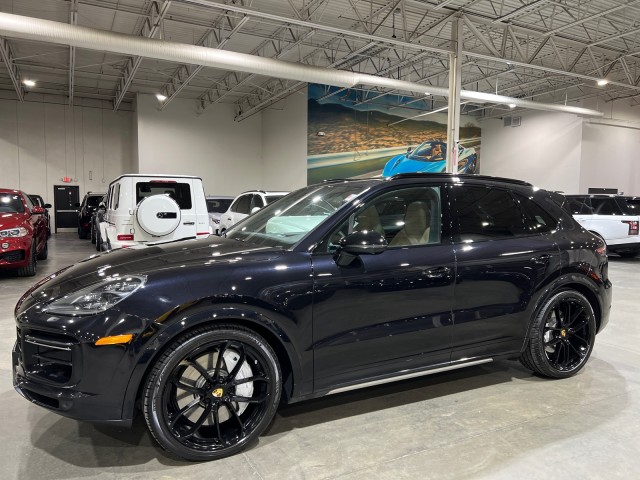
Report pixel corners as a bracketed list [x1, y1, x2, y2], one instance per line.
[0, 12, 603, 117]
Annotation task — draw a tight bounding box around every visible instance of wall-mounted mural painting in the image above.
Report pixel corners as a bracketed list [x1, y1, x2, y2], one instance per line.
[307, 83, 481, 185]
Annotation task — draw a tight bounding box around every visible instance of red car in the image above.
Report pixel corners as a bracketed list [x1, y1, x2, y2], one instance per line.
[0, 189, 49, 276]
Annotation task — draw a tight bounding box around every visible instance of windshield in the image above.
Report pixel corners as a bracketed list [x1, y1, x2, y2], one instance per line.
[408, 142, 446, 162]
[207, 199, 233, 213]
[226, 183, 372, 248]
[0, 193, 25, 213]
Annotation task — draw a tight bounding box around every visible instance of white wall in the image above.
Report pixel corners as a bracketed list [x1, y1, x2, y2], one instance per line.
[480, 111, 583, 193]
[261, 88, 308, 191]
[136, 94, 263, 196]
[0, 96, 133, 229]
[578, 98, 640, 195]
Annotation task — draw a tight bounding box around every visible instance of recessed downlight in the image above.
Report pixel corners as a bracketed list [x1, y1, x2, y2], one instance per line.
[155, 93, 167, 101]
[508, 103, 516, 109]
[22, 79, 36, 87]
[597, 79, 608, 86]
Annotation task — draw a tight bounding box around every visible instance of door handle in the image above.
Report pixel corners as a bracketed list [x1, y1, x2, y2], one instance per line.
[183, 221, 195, 225]
[424, 266, 451, 278]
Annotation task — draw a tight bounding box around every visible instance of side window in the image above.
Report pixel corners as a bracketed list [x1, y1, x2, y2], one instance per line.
[23, 194, 34, 211]
[114, 184, 121, 210]
[252, 195, 265, 210]
[513, 193, 558, 234]
[234, 195, 251, 215]
[106, 186, 113, 210]
[322, 186, 442, 252]
[451, 186, 527, 241]
[590, 197, 622, 215]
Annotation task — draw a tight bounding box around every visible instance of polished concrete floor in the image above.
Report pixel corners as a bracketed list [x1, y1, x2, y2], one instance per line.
[1, 233, 639, 479]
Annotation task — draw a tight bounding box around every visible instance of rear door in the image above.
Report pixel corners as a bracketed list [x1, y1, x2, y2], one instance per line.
[450, 185, 561, 360]
[134, 179, 197, 240]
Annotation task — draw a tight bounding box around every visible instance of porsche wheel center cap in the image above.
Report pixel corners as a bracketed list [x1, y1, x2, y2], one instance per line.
[560, 329, 567, 338]
[212, 388, 224, 398]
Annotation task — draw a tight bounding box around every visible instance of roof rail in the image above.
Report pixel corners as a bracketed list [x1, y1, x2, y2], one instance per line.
[388, 172, 533, 187]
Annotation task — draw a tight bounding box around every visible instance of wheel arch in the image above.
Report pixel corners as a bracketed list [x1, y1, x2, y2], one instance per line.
[523, 276, 604, 345]
[122, 303, 301, 422]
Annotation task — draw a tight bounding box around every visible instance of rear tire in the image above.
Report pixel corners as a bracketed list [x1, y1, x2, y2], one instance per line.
[520, 290, 596, 379]
[142, 324, 281, 461]
[90, 223, 97, 244]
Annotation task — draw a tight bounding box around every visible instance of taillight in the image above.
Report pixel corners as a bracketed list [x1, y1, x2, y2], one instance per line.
[117, 234, 134, 241]
[622, 220, 639, 235]
[595, 244, 607, 256]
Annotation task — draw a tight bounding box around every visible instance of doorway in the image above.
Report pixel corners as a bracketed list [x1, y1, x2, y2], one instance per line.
[53, 185, 80, 233]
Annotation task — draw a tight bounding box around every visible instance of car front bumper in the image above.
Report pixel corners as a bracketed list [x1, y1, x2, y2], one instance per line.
[0, 237, 31, 269]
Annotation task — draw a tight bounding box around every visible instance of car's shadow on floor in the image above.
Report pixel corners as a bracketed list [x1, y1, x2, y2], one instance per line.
[266, 360, 536, 436]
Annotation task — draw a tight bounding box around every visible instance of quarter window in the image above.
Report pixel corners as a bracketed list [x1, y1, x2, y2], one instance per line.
[513, 193, 558, 233]
[451, 186, 527, 241]
[590, 197, 622, 215]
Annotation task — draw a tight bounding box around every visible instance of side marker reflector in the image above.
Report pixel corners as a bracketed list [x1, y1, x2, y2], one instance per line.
[95, 334, 134, 346]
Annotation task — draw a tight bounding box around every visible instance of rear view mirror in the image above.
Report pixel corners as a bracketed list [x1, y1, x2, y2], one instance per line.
[335, 230, 388, 267]
[44, 203, 51, 209]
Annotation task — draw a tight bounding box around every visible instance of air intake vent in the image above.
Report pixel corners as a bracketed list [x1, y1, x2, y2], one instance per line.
[503, 116, 521, 127]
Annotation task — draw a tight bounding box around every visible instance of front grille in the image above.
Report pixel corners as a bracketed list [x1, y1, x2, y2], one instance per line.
[19, 329, 79, 385]
[0, 250, 24, 262]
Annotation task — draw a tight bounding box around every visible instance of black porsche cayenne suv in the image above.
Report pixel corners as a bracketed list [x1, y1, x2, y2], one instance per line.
[13, 174, 611, 461]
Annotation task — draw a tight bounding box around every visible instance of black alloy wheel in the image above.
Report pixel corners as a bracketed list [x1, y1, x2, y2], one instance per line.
[521, 291, 596, 378]
[36, 240, 48, 260]
[143, 325, 281, 461]
[16, 241, 36, 277]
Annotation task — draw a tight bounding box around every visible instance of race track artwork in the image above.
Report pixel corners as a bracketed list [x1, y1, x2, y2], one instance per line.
[307, 84, 481, 184]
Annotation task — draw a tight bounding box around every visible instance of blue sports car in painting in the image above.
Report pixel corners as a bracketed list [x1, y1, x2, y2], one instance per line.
[382, 140, 477, 176]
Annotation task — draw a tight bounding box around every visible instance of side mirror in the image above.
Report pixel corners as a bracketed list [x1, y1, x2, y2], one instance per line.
[250, 206, 261, 214]
[98, 201, 106, 209]
[406, 147, 413, 154]
[44, 203, 51, 209]
[335, 230, 388, 267]
[32, 206, 45, 215]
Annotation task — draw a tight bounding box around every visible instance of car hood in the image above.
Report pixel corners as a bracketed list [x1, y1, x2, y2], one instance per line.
[23, 236, 285, 305]
[383, 157, 445, 176]
[0, 212, 28, 230]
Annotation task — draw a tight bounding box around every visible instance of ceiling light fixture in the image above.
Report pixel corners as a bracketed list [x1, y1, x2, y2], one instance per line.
[155, 93, 167, 101]
[508, 103, 516, 109]
[22, 79, 36, 87]
[597, 79, 608, 86]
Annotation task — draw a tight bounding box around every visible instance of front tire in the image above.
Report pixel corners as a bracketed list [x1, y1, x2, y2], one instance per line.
[17, 241, 36, 277]
[142, 324, 281, 461]
[520, 290, 596, 378]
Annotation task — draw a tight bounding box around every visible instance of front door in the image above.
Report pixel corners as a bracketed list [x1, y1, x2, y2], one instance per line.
[312, 185, 456, 391]
[53, 185, 79, 232]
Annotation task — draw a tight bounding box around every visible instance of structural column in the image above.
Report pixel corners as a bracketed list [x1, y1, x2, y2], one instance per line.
[446, 16, 462, 173]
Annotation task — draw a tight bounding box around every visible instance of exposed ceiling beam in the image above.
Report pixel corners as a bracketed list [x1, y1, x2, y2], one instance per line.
[0, 36, 24, 101]
[113, 0, 171, 111]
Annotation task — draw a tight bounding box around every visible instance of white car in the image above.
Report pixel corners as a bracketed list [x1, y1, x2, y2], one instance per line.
[205, 195, 234, 234]
[98, 174, 211, 251]
[566, 194, 640, 258]
[218, 190, 288, 233]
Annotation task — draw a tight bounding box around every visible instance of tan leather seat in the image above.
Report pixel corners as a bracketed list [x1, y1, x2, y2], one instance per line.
[390, 201, 431, 246]
[354, 205, 385, 235]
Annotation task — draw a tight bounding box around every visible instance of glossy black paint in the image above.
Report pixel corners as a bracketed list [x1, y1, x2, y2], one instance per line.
[13, 174, 612, 425]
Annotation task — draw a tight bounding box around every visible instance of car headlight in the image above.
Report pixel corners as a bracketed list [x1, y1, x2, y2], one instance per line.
[43, 275, 146, 316]
[0, 227, 28, 238]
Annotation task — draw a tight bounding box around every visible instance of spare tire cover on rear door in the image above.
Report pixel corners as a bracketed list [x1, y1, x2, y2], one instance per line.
[136, 194, 181, 237]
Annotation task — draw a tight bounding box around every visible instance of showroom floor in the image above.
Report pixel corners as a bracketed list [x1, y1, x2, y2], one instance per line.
[1, 234, 639, 479]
